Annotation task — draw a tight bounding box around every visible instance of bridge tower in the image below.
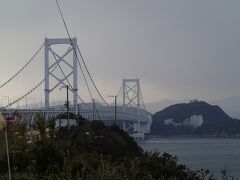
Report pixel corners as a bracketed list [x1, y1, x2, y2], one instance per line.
[122, 79, 144, 139]
[44, 38, 78, 112]
[123, 79, 140, 108]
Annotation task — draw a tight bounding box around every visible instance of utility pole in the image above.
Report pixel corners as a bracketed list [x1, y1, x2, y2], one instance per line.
[92, 99, 95, 120]
[109, 95, 117, 125]
[0, 114, 11, 180]
[114, 95, 117, 125]
[66, 85, 69, 127]
[5, 128, 11, 180]
[60, 85, 70, 127]
[77, 104, 80, 125]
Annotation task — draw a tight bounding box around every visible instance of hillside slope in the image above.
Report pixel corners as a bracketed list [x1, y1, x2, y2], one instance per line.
[150, 101, 240, 136]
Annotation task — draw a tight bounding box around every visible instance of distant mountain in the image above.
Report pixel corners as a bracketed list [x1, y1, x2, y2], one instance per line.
[210, 96, 240, 119]
[146, 97, 240, 118]
[145, 99, 186, 114]
[150, 101, 240, 137]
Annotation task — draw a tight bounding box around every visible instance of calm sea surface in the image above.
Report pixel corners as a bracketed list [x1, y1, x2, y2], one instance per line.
[138, 138, 240, 178]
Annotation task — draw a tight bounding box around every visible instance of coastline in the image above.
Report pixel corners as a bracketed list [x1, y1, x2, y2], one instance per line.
[144, 134, 240, 139]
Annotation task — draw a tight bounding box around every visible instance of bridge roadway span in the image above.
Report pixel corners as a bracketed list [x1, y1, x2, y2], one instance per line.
[2, 108, 151, 134]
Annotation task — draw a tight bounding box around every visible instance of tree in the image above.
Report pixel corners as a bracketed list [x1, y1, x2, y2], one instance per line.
[47, 117, 56, 140]
[35, 113, 47, 141]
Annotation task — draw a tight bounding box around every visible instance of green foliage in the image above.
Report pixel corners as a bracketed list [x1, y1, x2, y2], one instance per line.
[32, 141, 64, 176]
[14, 122, 27, 151]
[0, 113, 236, 179]
[35, 113, 47, 141]
[47, 117, 56, 139]
[0, 131, 6, 159]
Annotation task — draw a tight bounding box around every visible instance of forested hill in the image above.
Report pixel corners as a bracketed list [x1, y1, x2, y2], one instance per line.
[150, 101, 240, 136]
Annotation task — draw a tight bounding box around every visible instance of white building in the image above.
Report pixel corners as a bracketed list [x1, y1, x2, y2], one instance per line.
[164, 115, 204, 127]
[164, 118, 173, 125]
[189, 115, 203, 127]
[183, 115, 204, 127]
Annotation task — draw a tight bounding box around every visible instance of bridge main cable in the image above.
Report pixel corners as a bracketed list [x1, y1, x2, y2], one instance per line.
[55, 0, 109, 107]
[1, 62, 66, 109]
[0, 42, 44, 89]
[2, 79, 45, 109]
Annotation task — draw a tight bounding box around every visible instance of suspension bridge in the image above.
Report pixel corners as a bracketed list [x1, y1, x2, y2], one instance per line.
[0, 37, 152, 139]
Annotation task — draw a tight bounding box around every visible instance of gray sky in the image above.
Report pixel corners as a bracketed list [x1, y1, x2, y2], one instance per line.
[1, 0, 240, 104]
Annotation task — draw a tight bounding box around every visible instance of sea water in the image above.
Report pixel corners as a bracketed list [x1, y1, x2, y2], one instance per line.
[138, 138, 240, 178]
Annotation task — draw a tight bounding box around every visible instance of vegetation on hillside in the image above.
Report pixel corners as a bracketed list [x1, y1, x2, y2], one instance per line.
[151, 101, 240, 136]
[0, 113, 233, 179]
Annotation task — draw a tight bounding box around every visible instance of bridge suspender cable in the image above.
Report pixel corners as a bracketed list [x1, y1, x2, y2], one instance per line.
[1, 59, 58, 109]
[2, 79, 45, 109]
[0, 43, 44, 89]
[1, 59, 86, 109]
[55, 0, 109, 107]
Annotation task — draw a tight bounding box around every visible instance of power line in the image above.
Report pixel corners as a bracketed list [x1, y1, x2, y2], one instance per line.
[0, 43, 44, 89]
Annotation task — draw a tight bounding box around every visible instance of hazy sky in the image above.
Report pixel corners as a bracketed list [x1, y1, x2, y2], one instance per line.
[1, 0, 240, 103]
